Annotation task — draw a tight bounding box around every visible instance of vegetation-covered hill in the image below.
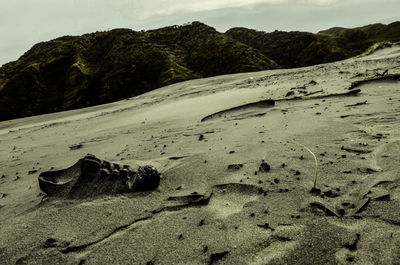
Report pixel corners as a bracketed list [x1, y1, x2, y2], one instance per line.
[0, 21, 399, 121]
[0, 22, 278, 120]
[226, 22, 400, 68]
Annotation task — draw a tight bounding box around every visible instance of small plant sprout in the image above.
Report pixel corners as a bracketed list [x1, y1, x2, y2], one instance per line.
[295, 142, 319, 190]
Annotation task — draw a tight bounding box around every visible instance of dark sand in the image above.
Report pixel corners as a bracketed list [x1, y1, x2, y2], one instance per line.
[1, 45, 400, 264]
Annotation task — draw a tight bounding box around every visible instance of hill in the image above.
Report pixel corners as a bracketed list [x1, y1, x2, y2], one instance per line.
[226, 22, 400, 68]
[0, 21, 399, 121]
[0, 22, 278, 121]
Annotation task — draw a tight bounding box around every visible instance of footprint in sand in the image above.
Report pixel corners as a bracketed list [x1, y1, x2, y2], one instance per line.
[207, 183, 262, 218]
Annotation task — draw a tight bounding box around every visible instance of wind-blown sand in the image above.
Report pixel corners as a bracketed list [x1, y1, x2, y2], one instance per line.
[1, 45, 400, 265]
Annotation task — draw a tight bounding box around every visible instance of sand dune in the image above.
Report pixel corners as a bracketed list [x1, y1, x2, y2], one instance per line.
[1, 45, 400, 264]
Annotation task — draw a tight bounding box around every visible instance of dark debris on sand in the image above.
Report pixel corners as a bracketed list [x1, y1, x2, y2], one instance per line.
[208, 251, 229, 265]
[227, 164, 243, 170]
[258, 160, 270, 172]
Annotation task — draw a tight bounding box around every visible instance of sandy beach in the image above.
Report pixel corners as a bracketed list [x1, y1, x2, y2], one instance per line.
[1, 45, 400, 264]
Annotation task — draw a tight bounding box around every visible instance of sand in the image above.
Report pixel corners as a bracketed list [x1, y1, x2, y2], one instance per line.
[1, 45, 400, 265]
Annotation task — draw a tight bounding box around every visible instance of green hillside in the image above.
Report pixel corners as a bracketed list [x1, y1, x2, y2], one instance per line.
[0, 21, 399, 121]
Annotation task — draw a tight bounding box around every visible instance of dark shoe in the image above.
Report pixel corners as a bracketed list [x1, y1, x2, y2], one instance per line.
[38, 154, 160, 198]
[128, 165, 160, 191]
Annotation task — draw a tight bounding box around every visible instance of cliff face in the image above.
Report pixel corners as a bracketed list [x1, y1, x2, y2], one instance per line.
[0, 21, 399, 121]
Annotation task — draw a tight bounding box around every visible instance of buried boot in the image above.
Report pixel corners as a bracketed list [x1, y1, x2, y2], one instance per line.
[38, 154, 160, 198]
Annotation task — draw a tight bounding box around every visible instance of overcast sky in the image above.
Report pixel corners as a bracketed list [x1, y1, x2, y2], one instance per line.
[1, 0, 399, 66]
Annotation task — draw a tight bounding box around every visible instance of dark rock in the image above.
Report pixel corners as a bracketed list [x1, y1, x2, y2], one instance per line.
[69, 144, 83, 150]
[203, 245, 209, 253]
[310, 187, 321, 196]
[286, 91, 295, 97]
[257, 223, 271, 230]
[323, 190, 340, 198]
[209, 251, 229, 265]
[373, 133, 384, 139]
[227, 164, 243, 170]
[258, 160, 270, 172]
